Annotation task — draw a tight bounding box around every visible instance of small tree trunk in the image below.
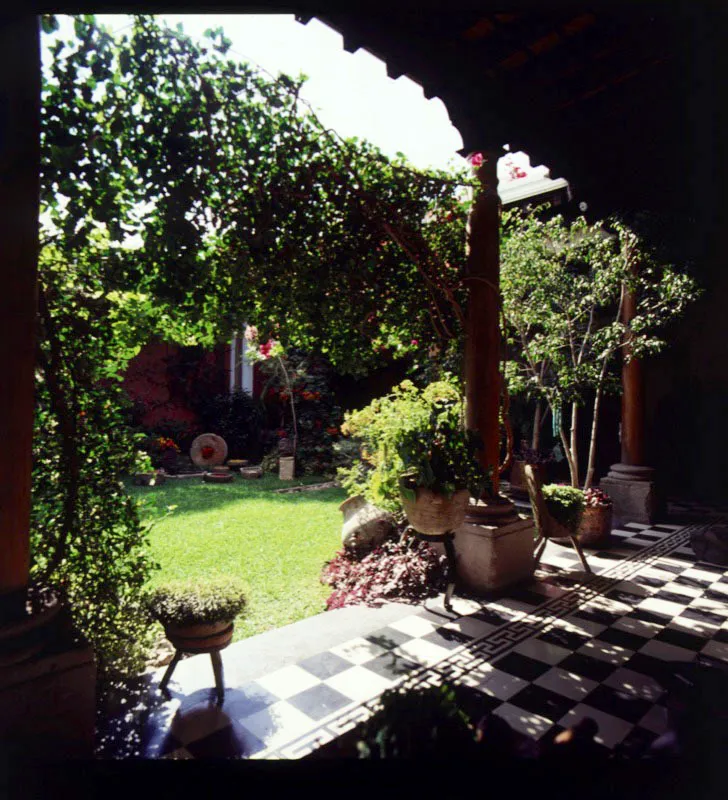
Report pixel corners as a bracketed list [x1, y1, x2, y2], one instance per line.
[584, 388, 603, 491]
[558, 424, 579, 488]
[569, 402, 579, 488]
[531, 402, 542, 451]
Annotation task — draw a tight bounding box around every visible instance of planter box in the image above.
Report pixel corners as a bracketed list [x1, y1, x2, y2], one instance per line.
[447, 515, 536, 594]
[576, 505, 613, 548]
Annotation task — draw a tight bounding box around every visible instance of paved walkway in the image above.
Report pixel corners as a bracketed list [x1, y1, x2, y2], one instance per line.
[100, 499, 728, 759]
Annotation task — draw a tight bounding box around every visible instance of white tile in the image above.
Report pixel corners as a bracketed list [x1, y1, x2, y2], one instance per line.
[329, 637, 389, 666]
[468, 664, 528, 700]
[683, 567, 721, 583]
[624, 523, 651, 530]
[513, 637, 572, 666]
[558, 615, 607, 637]
[700, 639, 728, 662]
[638, 704, 669, 735]
[638, 597, 690, 619]
[446, 596, 486, 616]
[576, 639, 633, 666]
[238, 700, 318, 749]
[443, 616, 497, 639]
[641, 566, 682, 583]
[325, 665, 396, 704]
[603, 668, 665, 702]
[688, 597, 728, 616]
[659, 581, 703, 599]
[639, 639, 696, 662]
[667, 615, 719, 638]
[587, 595, 633, 615]
[492, 702, 554, 739]
[558, 704, 634, 749]
[393, 638, 452, 666]
[255, 664, 321, 700]
[707, 582, 728, 597]
[387, 615, 438, 638]
[534, 667, 598, 701]
[612, 616, 662, 639]
[491, 598, 538, 615]
[613, 580, 652, 597]
[168, 704, 232, 745]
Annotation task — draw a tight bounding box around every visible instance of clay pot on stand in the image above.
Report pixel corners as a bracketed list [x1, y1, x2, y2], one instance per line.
[576, 504, 613, 548]
[509, 461, 548, 500]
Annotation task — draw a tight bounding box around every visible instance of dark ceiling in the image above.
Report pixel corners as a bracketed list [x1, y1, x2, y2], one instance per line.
[290, 1, 726, 220]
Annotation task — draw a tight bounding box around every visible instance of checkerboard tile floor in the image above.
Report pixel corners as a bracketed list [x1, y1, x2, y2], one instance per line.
[134, 510, 728, 760]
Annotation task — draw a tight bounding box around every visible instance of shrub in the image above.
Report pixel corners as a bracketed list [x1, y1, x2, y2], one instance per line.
[143, 577, 247, 627]
[542, 485, 585, 533]
[195, 389, 265, 460]
[321, 534, 448, 609]
[339, 378, 486, 514]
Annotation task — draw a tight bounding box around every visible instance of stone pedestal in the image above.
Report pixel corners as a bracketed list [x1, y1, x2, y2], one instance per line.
[447, 515, 536, 594]
[279, 457, 295, 481]
[0, 616, 96, 759]
[600, 464, 664, 526]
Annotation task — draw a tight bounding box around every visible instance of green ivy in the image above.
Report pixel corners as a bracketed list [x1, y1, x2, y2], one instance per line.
[542, 484, 585, 533]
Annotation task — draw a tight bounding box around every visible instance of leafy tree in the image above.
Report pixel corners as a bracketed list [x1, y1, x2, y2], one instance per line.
[501, 208, 700, 489]
[34, 13, 472, 679]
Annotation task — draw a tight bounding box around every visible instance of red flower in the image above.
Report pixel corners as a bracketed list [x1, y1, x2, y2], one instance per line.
[276, 429, 287, 438]
[201, 445, 215, 459]
[468, 152, 484, 167]
[326, 427, 339, 436]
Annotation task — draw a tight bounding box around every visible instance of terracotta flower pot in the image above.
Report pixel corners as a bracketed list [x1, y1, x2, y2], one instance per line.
[400, 486, 470, 536]
[576, 504, 613, 547]
[133, 471, 165, 486]
[164, 620, 235, 653]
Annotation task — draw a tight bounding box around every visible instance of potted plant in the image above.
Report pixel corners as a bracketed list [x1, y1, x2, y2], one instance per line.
[577, 487, 613, 547]
[542, 484, 586, 537]
[143, 577, 247, 654]
[132, 450, 165, 486]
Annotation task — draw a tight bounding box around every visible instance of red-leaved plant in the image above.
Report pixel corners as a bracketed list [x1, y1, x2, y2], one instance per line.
[321, 536, 449, 610]
[584, 487, 612, 508]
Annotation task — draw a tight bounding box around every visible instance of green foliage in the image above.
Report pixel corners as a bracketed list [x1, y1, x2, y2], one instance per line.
[356, 682, 476, 758]
[339, 379, 486, 513]
[35, 13, 471, 681]
[501, 206, 700, 486]
[542, 484, 585, 533]
[133, 450, 154, 473]
[195, 389, 264, 460]
[143, 577, 247, 627]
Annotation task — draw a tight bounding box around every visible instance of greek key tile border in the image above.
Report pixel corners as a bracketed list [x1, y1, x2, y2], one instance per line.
[257, 521, 716, 759]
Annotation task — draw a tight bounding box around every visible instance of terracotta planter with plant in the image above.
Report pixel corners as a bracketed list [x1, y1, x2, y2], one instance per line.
[577, 488, 613, 547]
[144, 578, 247, 655]
[509, 446, 552, 499]
[399, 479, 470, 536]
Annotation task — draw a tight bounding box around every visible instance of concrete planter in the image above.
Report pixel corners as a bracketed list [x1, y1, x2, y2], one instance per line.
[447, 515, 537, 594]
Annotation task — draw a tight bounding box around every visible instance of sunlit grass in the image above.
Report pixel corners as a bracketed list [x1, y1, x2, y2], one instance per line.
[128, 474, 346, 641]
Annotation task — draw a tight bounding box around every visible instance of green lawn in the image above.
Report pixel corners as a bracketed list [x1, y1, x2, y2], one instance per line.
[129, 475, 346, 641]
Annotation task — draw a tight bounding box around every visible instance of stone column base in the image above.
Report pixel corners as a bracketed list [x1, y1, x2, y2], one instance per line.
[447, 515, 536, 594]
[600, 463, 664, 526]
[0, 611, 96, 759]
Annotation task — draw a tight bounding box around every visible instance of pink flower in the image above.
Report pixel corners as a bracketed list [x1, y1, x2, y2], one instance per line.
[258, 340, 275, 359]
[410, 339, 419, 346]
[244, 325, 258, 342]
[468, 152, 484, 167]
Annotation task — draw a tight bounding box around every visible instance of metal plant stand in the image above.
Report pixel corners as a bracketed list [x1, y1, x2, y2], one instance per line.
[159, 649, 226, 704]
[414, 530, 458, 611]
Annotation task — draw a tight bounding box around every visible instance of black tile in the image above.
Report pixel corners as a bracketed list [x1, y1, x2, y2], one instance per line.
[225, 683, 279, 717]
[605, 588, 646, 607]
[713, 628, 728, 643]
[508, 683, 577, 722]
[471, 608, 518, 627]
[492, 652, 552, 681]
[653, 589, 694, 606]
[361, 652, 421, 681]
[634, 533, 663, 541]
[613, 725, 659, 758]
[673, 575, 710, 589]
[656, 562, 687, 575]
[596, 626, 648, 651]
[365, 628, 414, 651]
[629, 607, 673, 625]
[286, 683, 353, 722]
[696, 563, 726, 575]
[652, 526, 679, 533]
[185, 721, 265, 758]
[654, 627, 707, 651]
[422, 627, 473, 650]
[702, 588, 728, 603]
[680, 607, 727, 626]
[623, 652, 672, 684]
[573, 607, 622, 626]
[582, 684, 652, 724]
[592, 550, 624, 561]
[558, 653, 617, 682]
[633, 574, 671, 590]
[297, 651, 352, 680]
[537, 626, 590, 652]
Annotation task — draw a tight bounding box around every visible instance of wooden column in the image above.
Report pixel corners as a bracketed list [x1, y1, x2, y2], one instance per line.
[463, 151, 516, 525]
[464, 153, 501, 489]
[620, 279, 645, 466]
[0, 17, 41, 614]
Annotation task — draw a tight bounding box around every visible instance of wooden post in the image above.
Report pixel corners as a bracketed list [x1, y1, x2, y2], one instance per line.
[0, 17, 41, 616]
[620, 280, 645, 466]
[463, 151, 516, 525]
